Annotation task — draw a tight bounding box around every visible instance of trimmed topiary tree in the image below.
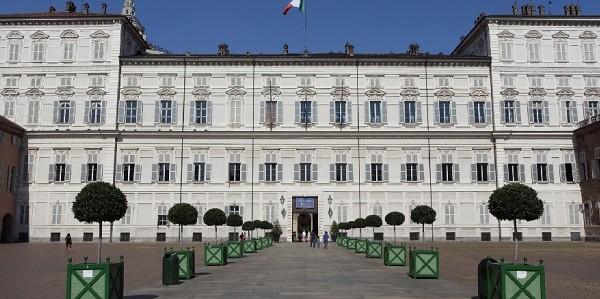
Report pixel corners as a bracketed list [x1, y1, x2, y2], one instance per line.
[330, 221, 339, 240]
[260, 220, 271, 236]
[347, 221, 356, 237]
[252, 220, 262, 237]
[203, 208, 227, 242]
[242, 221, 255, 238]
[488, 183, 544, 262]
[410, 205, 436, 246]
[365, 215, 383, 238]
[354, 218, 366, 238]
[226, 213, 243, 235]
[72, 182, 127, 262]
[271, 220, 283, 242]
[168, 203, 198, 243]
[385, 212, 405, 245]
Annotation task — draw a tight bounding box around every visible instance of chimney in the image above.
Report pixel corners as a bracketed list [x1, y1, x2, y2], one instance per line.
[282, 43, 289, 55]
[345, 42, 354, 56]
[218, 43, 229, 56]
[408, 43, 420, 56]
[49, 6, 56, 13]
[512, 3, 518, 15]
[538, 5, 545, 16]
[521, 4, 535, 16]
[82, 3, 90, 15]
[66, 1, 76, 13]
[564, 4, 581, 16]
[101, 3, 108, 15]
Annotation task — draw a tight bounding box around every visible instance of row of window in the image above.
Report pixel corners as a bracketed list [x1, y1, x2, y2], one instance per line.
[498, 30, 599, 63]
[1, 74, 106, 89]
[15, 98, 592, 126]
[3, 30, 109, 64]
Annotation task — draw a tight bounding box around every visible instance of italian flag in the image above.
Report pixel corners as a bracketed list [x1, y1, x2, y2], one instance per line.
[283, 0, 305, 15]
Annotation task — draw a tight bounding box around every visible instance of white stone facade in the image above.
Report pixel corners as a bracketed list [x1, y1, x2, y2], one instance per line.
[0, 7, 594, 242]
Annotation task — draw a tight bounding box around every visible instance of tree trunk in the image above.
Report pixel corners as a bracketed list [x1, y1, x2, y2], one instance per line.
[214, 226, 218, 243]
[109, 222, 113, 243]
[393, 225, 397, 245]
[431, 223, 434, 244]
[421, 224, 425, 248]
[179, 225, 182, 243]
[98, 222, 102, 263]
[513, 219, 518, 263]
[498, 220, 502, 242]
[359, 228, 362, 238]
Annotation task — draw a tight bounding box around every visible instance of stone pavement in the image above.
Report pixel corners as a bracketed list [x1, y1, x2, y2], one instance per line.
[127, 242, 473, 299]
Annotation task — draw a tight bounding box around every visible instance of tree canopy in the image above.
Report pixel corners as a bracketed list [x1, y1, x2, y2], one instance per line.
[72, 182, 128, 224]
[347, 221, 356, 229]
[260, 220, 272, 230]
[410, 205, 436, 225]
[252, 219, 263, 230]
[385, 212, 405, 226]
[354, 217, 367, 229]
[488, 183, 544, 222]
[365, 215, 383, 228]
[167, 203, 198, 226]
[226, 214, 243, 228]
[242, 221, 255, 231]
[203, 208, 226, 227]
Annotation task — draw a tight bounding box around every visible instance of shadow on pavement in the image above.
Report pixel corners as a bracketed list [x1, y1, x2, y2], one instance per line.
[194, 272, 211, 276]
[125, 295, 158, 299]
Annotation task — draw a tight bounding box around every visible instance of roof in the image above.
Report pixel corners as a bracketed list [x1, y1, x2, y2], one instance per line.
[0, 115, 25, 136]
[452, 14, 600, 55]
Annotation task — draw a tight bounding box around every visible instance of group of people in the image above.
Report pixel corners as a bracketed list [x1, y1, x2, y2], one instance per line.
[297, 230, 329, 249]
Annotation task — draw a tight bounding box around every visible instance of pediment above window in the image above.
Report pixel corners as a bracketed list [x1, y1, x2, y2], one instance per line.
[30, 30, 49, 40]
[25, 88, 44, 98]
[55, 87, 75, 97]
[470, 88, 488, 98]
[1, 89, 19, 97]
[192, 88, 211, 98]
[434, 88, 454, 99]
[400, 88, 419, 100]
[497, 30, 515, 38]
[529, 88, 547, 96]
[87, 87, 107, 97]
[556, 88, 574, 98]
[500, 88, 519, 96]
[296, 87, 316, 98]
[552, 31, 569, 39]
[60, 29, 79, 39]
[580, 31, 597, 39]
[585, 88, 600, 97]
[525, 30, 542, 38]
[261, 86, 281, 97]
[365, 88, 386, 98]
[121, 87, 141, 96]
[330, 87, 350, 99]
[157, 88, 177, 97]
[226, 87, 246, 96]
[7, 31, 23, 39]
[90, 30, 110, 39]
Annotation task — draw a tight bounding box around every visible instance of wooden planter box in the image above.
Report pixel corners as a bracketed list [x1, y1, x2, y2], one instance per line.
[66, 257, 124, 299]
[484, 260, 546, 299]
[204, 244, 227, 266]
[408, 248, 439, 279]
[255, 238, 264, 251]
[365, 240, 383, 258]
[227, 241, 244, 259]
[383, 243, 406, 266]
[355, 239, 367, 253]
[243, 239, 256, 253]
[346, 238, 356, 250]
[341, 237, 348, 248]
[261, 237, 270, 248]
[174, 249, 195, 279]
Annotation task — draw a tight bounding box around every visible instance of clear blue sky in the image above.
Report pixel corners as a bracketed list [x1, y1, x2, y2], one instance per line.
[5, 1, 600, 54]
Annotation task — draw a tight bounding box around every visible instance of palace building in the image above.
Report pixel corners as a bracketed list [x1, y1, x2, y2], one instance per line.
[0, 1, 596, 242]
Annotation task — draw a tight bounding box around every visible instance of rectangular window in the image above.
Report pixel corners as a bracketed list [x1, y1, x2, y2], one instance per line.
[27, 101, 40, 124]
[7, 41, 21, 62]
[92, 40, 106, 61]
[193, 163, 206, 182]
[265, 101, 277, 124]
[5, 76, 19, 88]
[264, 76, 279, 87]
[158, 163, 170, 182]
[300, 101, 312, 124]
[194, 75, 210, 87]
[527, 40, 541, 62]
[125, 75, 140, 88]
[86, 163, 98, 182]
[229, 163, 241, 182]
[157, 205, 168, 226]
[529, 76, 543, 88]
[263, 163, 277, 182]
[230, 98, 242, 125]
[568, 204, 580, 225]
[19, 205, 29, 225]
[476, 163, 489, 182]
[507, 164, 520, 182]
[298, 75, 314, 87]
[444, 204, 455, 225]
[229, 76, 244, 87]
[123, 163, 135, 182]
[159, 75, 175, 88]
[51, 203, 63, 224]
[439, 101, 451, 123]
[160, 100, 173, 123]
[4, 100, 15, 118]
[62, 40, 76, 61]
[403, 77, 416, 88]
[335, 101, 347, 124]
[335, 163, 347, 182]
[473, 101, 486, 123]
[125, 100, 138, 123]
[337, 205, 348, 222]
[333, 76, 347, 87]
[536, 164, 549, 182]
[370, 163, 383, 182]
[88, 101, 103, 124]
[404, 101, 416, 123]
[585, 100, 599, 118]
[32, 41, 45, 62]
[300, 163, 312, 182]
[58, 101, 71, 124]
[554, 41, 568, 62]
[194, 100, 208, 124]
[531, 101, 544, 124]
[480, 203, 490, 224]
[582, 41, 596, 62]
[406, 163, 418, 182]
[556, 76, 571, 88]
[500, 40, 513, 61]
[501, 75, 516, 88]
[121, 206, 132, 225]
[585, 76, 600, 88]
[437, 76, 451, 88]
[59, 75, 74, 87]
[504, 100, 515, 123]
[540, 204, 551, 224]
[441, 163, 454, 182]
[29, 76, 43, 88]
[367, 76, 382, 88]
[369, 101, 382, 124]
[89, 75, 105, 87]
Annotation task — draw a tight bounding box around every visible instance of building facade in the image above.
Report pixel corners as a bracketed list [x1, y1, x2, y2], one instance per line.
[0, 115, 24, 242]
[0, 2, 594, 242]
[574, 118, 600, 241]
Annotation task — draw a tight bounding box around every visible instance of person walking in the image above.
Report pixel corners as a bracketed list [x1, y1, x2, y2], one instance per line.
[302, 231, 307, 243]
[323, 231, 329, 249]
[65, 233, 72, 251]
[316, 235, 321, 249]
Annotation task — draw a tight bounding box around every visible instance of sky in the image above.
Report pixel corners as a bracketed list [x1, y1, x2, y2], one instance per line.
[4, 0, 600, 54]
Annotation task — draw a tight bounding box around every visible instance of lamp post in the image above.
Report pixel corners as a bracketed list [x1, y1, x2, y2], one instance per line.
[328, 195, 333, 219]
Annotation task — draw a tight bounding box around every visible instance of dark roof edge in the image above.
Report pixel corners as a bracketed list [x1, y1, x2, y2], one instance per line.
[0, 115, 25, 135]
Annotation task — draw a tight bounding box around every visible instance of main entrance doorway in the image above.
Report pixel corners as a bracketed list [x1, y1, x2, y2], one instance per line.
[291, 196, 318, 242]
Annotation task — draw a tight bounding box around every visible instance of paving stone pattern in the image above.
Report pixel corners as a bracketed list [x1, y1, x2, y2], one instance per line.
[128, 242, 473, 299]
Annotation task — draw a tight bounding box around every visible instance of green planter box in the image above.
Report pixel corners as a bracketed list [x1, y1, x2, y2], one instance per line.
[227, 241, 244, 259]
[384, 243, 407, 266]
[346, 238, 356, 250]
[337, 236, 344, 245]
[66, 257, 124, 299]
[341, 237, 348, 248]
[355, 239, 367, 253]
[174, 249, 195, 280]
[204, 244, 227, 266]
[366, 240, 383, 258]
[267, 237, 273, 247]
[243, 239, 256, 253]
[255, 238, 264, 250]
[261, 237, 269, 248]
[408, 248, 439, 279]
[484, 261, 546, 299]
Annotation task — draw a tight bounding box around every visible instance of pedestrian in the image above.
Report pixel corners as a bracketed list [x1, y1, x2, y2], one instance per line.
[323, 231, 329, 249]
[240, 232, 245, 241]
[316, 235, 321, 248]
[65, 233, 72, 251]
[311, 231, 317, 248]
[302, 231, 307, 243]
